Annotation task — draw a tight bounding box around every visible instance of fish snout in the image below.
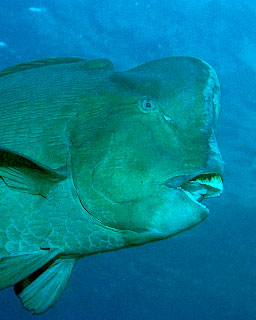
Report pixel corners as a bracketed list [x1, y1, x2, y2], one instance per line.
[206, 131, 224, 176]
[164, 171, 223, 209]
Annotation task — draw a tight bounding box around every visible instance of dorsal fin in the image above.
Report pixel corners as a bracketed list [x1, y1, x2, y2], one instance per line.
[79, 58, 114, 71]
[0, 57, 114, 78]
[0, 57, 87, 77]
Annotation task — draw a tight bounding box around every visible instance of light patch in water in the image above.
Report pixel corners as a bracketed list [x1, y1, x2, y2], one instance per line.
[0, 42, 7, 48]
[29, 7, 43, 12]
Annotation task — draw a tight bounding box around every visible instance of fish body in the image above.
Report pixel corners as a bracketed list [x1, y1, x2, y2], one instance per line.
[0, 56, 223, 313]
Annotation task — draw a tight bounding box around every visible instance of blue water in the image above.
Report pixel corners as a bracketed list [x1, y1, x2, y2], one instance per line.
[0, 1, 255, 319]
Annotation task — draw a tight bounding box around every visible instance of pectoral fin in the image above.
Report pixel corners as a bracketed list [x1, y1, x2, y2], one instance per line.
[14, 258, 76, 314]
[0, 148, 67, 197]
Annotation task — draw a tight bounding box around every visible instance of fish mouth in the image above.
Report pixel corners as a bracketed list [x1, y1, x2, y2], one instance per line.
[164, 173, 223, 210]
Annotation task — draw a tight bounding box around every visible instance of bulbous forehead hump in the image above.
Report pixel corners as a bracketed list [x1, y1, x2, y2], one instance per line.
[112, 57, 214, 99]
[128, 57, 211, 80]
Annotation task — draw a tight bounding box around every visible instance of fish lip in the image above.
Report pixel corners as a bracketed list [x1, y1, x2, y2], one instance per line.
[164, 172, 223, 207]
[164, 172, 223, 188]
[163, 173, 198, 189]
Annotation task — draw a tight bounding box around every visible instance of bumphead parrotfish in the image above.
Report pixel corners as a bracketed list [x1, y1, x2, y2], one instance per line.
[0, 56, 224, 314]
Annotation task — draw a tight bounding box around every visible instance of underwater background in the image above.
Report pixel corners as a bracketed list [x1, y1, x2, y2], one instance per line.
[0, 0, 255, 319]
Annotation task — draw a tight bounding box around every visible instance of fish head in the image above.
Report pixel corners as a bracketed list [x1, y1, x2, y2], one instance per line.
[71, 57, 224, 244]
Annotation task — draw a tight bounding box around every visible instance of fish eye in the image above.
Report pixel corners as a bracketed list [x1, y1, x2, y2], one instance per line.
[140, 99, 156, 112]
